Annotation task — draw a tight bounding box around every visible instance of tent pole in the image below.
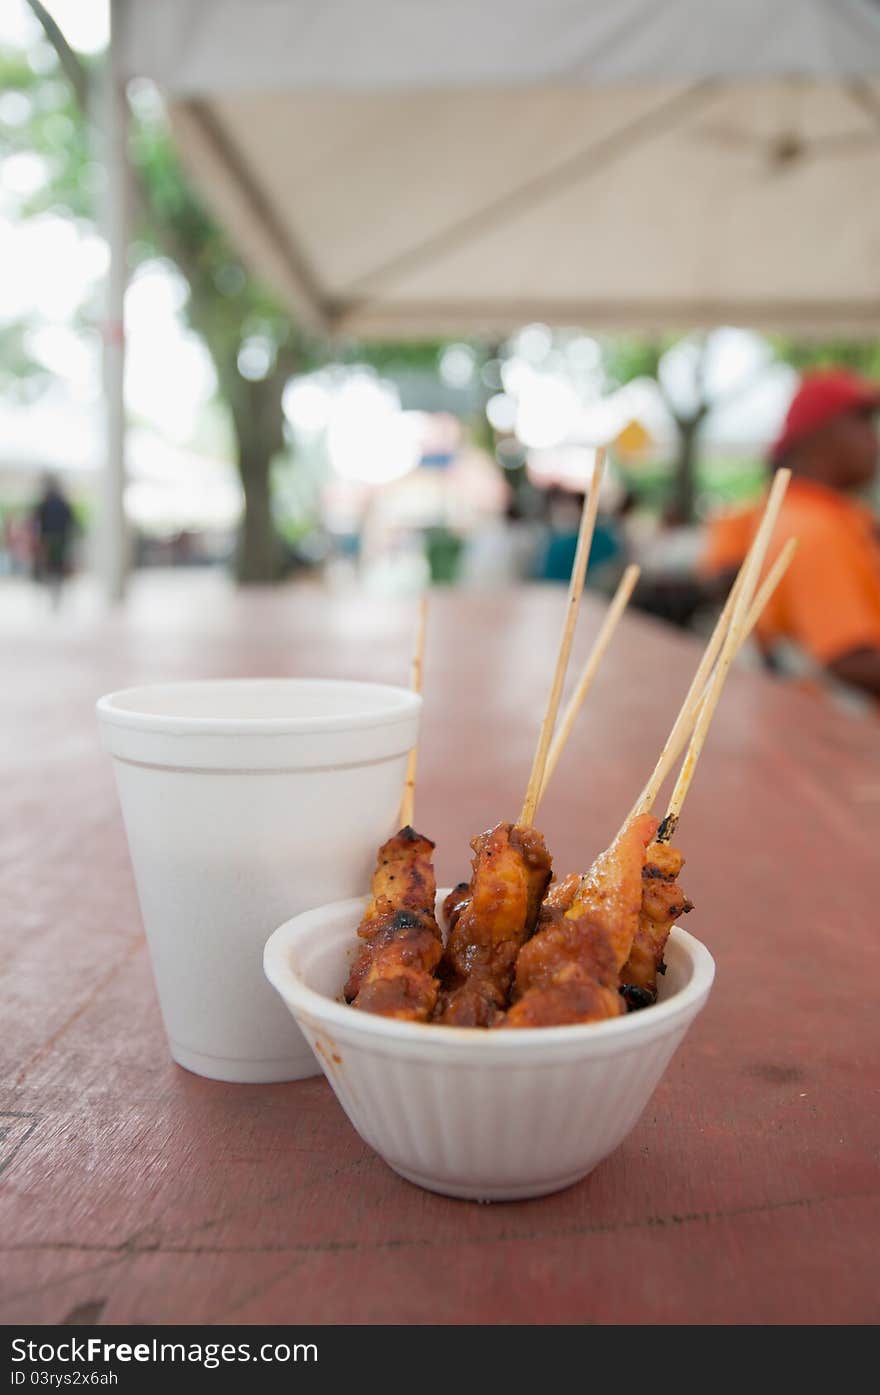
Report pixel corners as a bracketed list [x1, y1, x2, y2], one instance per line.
[99, 0, 129, 604]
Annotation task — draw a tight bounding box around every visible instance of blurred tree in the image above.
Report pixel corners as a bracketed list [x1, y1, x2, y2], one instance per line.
[603, 333, 765, 523]
[605, 332, 825, 524]
[605, 333, 880, 520]
[5, 3, 320, 580]
[604, 334, 699, 521]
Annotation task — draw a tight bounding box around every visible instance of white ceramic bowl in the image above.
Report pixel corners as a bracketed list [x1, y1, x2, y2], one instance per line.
[98, 678, 421, 1084]
[264, 889, 715, 1200]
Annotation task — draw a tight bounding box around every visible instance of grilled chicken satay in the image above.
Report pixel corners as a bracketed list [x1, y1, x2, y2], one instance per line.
[503, 813, 658, 1028]
[440, 838, 564, 945]
[442, 860, 569, 941]
[437, 473, 607, 990]
[344, 826, 443, 1021]
[434, 822, 552, 1027]
[620, 838, 693, 1008]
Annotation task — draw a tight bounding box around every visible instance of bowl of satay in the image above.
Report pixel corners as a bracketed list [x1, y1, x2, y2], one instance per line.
[265, 461, 795, 1201]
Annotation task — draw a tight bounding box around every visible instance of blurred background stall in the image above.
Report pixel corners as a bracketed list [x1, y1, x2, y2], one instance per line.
[1, 0, 878, 700]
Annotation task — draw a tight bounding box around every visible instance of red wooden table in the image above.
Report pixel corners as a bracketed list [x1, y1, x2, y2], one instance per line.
[2, 579, 878, 1325]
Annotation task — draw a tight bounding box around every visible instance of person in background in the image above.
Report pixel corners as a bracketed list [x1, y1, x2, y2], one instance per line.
[31, 474, 75, 606]
[702, 369, 880, 701]
[537, 486, 623, 585]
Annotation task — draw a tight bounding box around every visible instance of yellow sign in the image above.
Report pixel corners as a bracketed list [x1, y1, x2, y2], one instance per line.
[614, 418, 652, 461]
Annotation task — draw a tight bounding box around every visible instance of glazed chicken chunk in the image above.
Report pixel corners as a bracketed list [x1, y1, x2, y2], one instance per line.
[434, 822, 552, 1027]
[620, 838, 693, 1006]
[503, 813, 658, 1028]
[344, 826, 443, 1021]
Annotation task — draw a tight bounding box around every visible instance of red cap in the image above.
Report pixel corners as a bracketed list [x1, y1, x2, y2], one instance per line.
[771, 369, 880, 463]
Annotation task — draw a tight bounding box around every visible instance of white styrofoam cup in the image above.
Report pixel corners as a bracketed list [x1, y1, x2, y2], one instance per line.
[97, 678, 421, 1083]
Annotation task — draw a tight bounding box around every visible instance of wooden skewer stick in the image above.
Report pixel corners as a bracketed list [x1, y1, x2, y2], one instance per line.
[628, 523, 796, 824]
[518, 448, 606, 826]
[624, 537, 798, 830]
[398, 594, 428, 829]
[740, 535, 798, 650]
[657, 467, 792, 840]
[628, 570, 747, 822]
[665, 537, 798, 792]
[539, 563, 641, 804]
[636, 510, 795, 820]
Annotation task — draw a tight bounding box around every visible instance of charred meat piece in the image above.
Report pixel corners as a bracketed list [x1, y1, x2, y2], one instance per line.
[619, 983, 656, 1012]
[344, 826, 442, 1021]
[620, 839, 693, 1004]
[503, 814, 658, 1028]
[434, 822, 552, 1027]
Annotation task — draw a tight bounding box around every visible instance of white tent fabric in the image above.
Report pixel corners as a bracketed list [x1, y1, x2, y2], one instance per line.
[120, 0, 880, 336]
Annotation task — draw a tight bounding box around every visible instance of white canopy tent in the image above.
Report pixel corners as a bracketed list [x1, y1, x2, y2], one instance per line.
[101, 0, 880, 597]
[120, 0, 880, 337]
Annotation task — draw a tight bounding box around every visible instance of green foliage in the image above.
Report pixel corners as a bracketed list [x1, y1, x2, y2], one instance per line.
[0, 31, 315, 397]
[127, 102, 315, 379]
[1, 20, 318, 579]
[334, 339, 451, 374]
[0, 322, 51, 399]
[769, 337, 880, 379]
[601, 335, 667, 389]
[619, 454, 766, 511]
[0, 48, 95, 222]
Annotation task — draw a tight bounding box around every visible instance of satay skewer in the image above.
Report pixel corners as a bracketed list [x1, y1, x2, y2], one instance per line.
[627, 536, 798, 824]
[608, 526, 796, 1010]
[539, 563, 641, 802]
[628, 565, 748, 822]
[344, 596, 442, 1022]
[504, 478, 792, 1028]
[398, 594, 428, 829]
[552, 532, 803, 948]
[519, 448, 605, 825]
[531, 510, 794, 1027]
[436, 453, 605, 1026]
[658, 467, 792, 841]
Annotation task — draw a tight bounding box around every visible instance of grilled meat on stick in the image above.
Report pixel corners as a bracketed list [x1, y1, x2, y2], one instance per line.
[440, 561, 637, 945]
[620, 839, 692, 1008]
[345, 599, 442, 1021]
[450, 533, 769, 1031]
[611, 479, 792, 1008]
[503, 813, 657, 1027]
[552, 471, 797, 1015]
[435, 822, 552, 1026]
[532, 827, 693, 1015]
[519, 508, 785, 1023]
[435, 458, 606, 1027]
[344, 826, 443, 1021]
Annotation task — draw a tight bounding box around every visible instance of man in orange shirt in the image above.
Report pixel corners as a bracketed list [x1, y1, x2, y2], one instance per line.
[703, 369, 880, 699]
